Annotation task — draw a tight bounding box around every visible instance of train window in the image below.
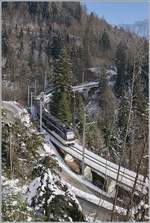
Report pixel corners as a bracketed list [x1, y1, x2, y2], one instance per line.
[45, 119, 65, 139]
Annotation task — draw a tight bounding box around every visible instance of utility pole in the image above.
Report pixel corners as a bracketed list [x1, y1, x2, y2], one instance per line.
[126, 134, 146, 219]
[82, 71, 85, 83]
[13, 82, 15, 101]
[73, 91, 76, 130]
[111, 62, 136, 221]
[9, 128, 13, 179]
[82, 108, 86, 176]
[30, 92, 33, 115]
[40, 99, 43, 132]
[44, 73, 47, 91]
[34, 80, 37, 97]
[81, 107, 97, 176]
[27, 85, 30, 108]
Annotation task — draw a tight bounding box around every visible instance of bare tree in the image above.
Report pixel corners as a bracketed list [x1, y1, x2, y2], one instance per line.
[111, 61, 136, 221]
[126, 133, 147, 220]
[111, 33, 148, 221]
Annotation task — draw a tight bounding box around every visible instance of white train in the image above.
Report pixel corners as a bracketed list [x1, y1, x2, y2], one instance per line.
[35, 100, 75, 146]
[42, 110, 75, 145]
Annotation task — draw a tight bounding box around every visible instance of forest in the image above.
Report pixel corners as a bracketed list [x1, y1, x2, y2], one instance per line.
[2, 2, 149, 222]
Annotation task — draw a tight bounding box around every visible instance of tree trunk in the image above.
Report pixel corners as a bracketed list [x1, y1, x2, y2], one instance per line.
[126, 134, 146, 219]
[111, 63, 136, 221]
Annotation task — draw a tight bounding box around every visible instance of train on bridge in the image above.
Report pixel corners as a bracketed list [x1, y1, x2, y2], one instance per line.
[33, 89, 148, 197]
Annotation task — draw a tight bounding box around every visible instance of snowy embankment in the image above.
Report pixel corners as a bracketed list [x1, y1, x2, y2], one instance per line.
[67, 185, 126, 215]
[2, 101, 83, 220]
[26, 167, 82, 212]
[2, 176, 32, 221]
[2, 101, 30, 127]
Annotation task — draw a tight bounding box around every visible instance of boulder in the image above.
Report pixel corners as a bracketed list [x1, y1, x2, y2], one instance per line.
[64, 154, 80, 174]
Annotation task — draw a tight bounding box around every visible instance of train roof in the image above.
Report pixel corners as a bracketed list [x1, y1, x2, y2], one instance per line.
[44, 86, 55, 95]
[43, 110, 73, 133]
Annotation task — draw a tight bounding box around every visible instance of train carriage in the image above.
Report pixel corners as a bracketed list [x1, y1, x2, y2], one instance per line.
[35, 99, 75, 145]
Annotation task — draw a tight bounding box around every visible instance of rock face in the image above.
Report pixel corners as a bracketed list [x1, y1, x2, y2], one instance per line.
[83, 166, 92, 182]
[64, 154, 80, 174]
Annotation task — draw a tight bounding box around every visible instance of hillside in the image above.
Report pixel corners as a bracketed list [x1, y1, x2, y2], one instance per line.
[2, 2, 147, 101]
[2, 1, 148, 167]
[2, 2, 149, 222]
[2, 106, 85, 221]
[119, 19, 148, 39]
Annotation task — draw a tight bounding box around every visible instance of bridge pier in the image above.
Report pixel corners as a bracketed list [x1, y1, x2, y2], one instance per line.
[46, 102, 50, 112]
[83, 166, 92, 182]
[83, 89, 89, 99]
[106, 178, 116, 198]
[91, 170, 116, 197]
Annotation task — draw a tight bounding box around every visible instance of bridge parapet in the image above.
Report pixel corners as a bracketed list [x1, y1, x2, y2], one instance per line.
[72, 81, 99, 92]
[48, 133, 148, 196]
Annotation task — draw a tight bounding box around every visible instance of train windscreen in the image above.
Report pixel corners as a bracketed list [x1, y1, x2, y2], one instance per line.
[66, 131, 75, 140]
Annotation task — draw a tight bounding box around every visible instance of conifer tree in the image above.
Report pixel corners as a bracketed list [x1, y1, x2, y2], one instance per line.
[51, 34, 63, 60]
[100, 29, 111, 52]
[2, 122, 10, 172]
[114, 41, 128, 97]
[141, 39, 148, 98]
[75, 94, 84, 132]
[2, 177, 35, 221]
[27, 155, 85, 222]
[51, 48, 73, 126]
[57, 91, 72, 125]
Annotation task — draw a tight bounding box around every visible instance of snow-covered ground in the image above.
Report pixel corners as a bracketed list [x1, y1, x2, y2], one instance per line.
[67, 185, 126, 215]
[106, 68, 117, 87]
[2, 101, 30, 127]
[86, 100, 100, 118]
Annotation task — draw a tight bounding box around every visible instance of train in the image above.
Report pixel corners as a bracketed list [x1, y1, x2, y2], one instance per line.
[35, 99, 75, 146]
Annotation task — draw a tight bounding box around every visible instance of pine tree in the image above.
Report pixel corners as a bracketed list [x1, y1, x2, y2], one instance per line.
[2, 111, 44, 179]
[99, 67, 108, 95]
[98, 67, 118, 157]
[114, 41, 128, 97]
[141, 39, 148, 98]
[53, 48, 72, 90]
[100, 29, 111, 52]
[27, 155, 85, 222]
[118, 94, 130, 136]
[51, 48, 73, 126]
[2, 122, 10, 173]
[2, 177, 35, 221]
[51, 34, 63, 60]
[57, 91, 72, 125]
[75, 94, 84, 134]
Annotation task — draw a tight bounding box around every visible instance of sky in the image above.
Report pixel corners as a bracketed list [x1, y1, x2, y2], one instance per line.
[82, 1, 148, 25]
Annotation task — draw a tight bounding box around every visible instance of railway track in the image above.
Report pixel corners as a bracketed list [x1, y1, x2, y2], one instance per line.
[42, 123, 148, 196]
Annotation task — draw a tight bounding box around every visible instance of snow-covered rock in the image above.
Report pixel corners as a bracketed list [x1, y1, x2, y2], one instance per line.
[2, 176, 33, 221]
[64, 154, 80, 174]
[65, 154, 74, 162]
